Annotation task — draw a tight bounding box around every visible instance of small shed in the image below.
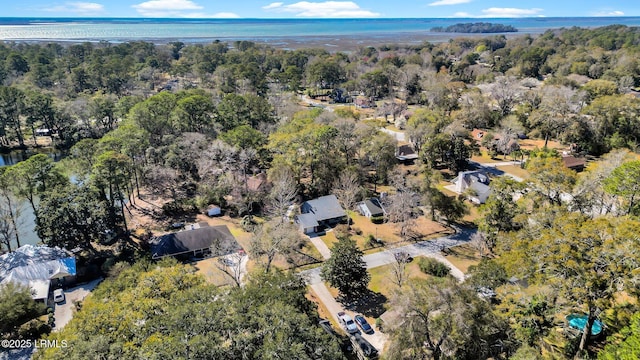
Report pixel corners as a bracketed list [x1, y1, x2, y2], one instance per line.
[206, 205, 222, 217]
[358, 198, 385, 218]
[562, 155, 586, 172]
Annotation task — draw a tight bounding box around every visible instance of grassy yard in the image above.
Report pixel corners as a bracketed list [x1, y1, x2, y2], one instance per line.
[470, 152, 502, 164]
[499, 164, 530, 180]
[443, 243, 481, 274]
[348, 212, 449, 249]
[320, 231, 339, 249]
[368, 257, 432, 299]
[193, 258, 236, 287]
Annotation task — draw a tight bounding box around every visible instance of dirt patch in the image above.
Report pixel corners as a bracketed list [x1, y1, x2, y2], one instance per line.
[518, 138, 566, 151]
[193, 258, 236, 287]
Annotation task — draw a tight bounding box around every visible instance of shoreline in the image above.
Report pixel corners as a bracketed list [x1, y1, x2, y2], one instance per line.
[3, 31, 544, 51]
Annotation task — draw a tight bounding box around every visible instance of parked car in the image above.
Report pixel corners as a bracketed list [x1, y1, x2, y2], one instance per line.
[337, 312, 358, 334]
[351, 333, 378, 359]
[354, 315, 373, 334]
[53, 289, 65, 303]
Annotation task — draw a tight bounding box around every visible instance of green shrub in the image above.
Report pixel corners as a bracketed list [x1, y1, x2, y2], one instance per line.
[370, 215, 385, 224]
[18, 319, 51, 339]
[418, 257, 450, 277]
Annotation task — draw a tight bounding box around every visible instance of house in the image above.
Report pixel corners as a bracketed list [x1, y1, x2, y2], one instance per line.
[561, 155, 586, 172]
[452, 170, 491, 204]
[295, 213, 320, 234]
[396, 143, 419, 164]
[0, 245, 77, 303]
[358, 198, 386, 218]
[150, 225, 241, 259]
[296, 195, 347, 234]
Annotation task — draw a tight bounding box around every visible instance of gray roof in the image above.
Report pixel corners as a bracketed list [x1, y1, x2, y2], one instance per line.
[361, 198, 384, 216]
[301, 195, 346, 222]
[150, 225, 240, 259]
[469, 181, 491, 200]
[295, 213, 319, 228]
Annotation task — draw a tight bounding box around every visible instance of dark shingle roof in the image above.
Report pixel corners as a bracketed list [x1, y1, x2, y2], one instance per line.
[150, 225, 240, 259]
[361, 198, 384, 217]
[295, 213, 319, 228]
[301, 195, 347, 222]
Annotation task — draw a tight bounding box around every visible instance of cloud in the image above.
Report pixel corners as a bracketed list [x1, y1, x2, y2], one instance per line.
[263, 1, 380, 18]
[593, 10, 625, 16]
[42, 2, 105, 14]
[132, 0, 204, 17]
[178, 12, 240, 18]
[452, 7, 544, 18]
[429, 0, 471, 6]
[481, 7, 543, 17]
[263, 2, 284, 10]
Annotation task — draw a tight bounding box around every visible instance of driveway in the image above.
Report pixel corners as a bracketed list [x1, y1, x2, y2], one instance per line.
[380, 127, 406, 142]
[53, 278, 103, 331]
[308, 232, 332, 260]
[302, 229, 473, 353]
[468, 160, 524, 182]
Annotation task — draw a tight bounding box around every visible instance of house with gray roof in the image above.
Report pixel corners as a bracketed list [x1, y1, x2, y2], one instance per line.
[452, 170, 491, 204]
[150, 225, 241, 259]
[358, 198, 386, 218]
[296, 195, 347, 234]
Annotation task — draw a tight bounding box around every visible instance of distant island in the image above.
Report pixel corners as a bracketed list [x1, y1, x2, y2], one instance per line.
[431, 22, 518, 33]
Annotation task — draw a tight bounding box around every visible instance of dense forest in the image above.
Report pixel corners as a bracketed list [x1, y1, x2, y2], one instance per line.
[431, 22, 518, 33]
[1, 25, 640, 359]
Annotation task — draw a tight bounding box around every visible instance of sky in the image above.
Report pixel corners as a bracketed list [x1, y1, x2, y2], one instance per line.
[4, 0, 640, 18]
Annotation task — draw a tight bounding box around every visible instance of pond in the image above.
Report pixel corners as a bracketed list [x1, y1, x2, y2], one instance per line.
[1, 147, 65, 250]
[0, 148, 64, 167]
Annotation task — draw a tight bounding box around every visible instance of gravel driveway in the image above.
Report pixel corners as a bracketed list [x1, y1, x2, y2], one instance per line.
[53, 278, 103, 331]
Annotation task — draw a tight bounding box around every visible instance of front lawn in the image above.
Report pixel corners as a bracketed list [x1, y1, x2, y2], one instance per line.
[443, 243, 481, 274]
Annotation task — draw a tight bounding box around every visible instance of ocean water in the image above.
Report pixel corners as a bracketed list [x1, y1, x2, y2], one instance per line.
[0, 17, 640, 44]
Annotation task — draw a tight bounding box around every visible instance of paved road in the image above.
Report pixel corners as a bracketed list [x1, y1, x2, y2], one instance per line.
[303, 228, 473, 353]
[54, 278, 103, 331]
[302, 228, 473, 285]
[469, 160, 524, 182]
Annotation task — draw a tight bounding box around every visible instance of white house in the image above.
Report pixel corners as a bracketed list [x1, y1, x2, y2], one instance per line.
[452, 170, 491, 204]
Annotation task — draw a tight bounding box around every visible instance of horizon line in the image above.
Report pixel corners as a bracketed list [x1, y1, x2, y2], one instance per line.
[1, 16, 639, 20]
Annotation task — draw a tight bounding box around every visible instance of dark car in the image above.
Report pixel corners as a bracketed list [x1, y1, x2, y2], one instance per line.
[351, 333, 378, 359]
[354, 315, 373, 334]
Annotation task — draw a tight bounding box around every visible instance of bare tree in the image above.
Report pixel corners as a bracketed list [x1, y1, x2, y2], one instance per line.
[489, 76, 520, 117]
[215, 251, 246, 287]
[333, 170, 361, 213]
[389, 252, 411, 289]
[249, 220, 303, 273]
[210, 237, 246, 287]
[385, 190, 419, 241]
[266, 166, 298, 220]
[470, 231, 492, 258]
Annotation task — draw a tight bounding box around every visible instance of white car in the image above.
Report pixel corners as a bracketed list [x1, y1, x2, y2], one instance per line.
[53, 289, 65, 303]
[337, 312, 358, 334]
